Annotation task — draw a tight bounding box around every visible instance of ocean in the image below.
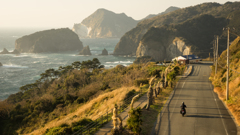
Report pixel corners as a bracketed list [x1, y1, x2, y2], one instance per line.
[0, 28, 135, 100]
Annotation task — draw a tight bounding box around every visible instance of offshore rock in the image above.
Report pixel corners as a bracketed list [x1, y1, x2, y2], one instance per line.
[11, 49, 20, 55]
[0, 48, 9, 54]
[79, 46, 92, 55]
[101, 48, 108, 55]
[0, 48, 20, 55]
[15, 28, 83, 53]
[0, 62, 2, 66]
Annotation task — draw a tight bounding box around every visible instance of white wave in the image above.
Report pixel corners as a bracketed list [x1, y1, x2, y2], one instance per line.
[2, 64, 28, 68]
[12, 36, 19, 38]
[33, 61, 40, 63]
[13, 54, 29, 57]
[106, 61, 133, 64]
[31, 55, 47, 59]
[70, 54, 77, 56]
[0, 92, 11, 96]
[77, 55, 91, 56]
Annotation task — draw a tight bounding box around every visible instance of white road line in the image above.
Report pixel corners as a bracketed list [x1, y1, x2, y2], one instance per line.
[163, 81, 186, 135]
[210, 84, 229, 135]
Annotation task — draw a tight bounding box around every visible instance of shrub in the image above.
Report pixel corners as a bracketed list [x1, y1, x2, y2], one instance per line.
[134, 79, 149, 86]
[124, 89, 136, 101]
[72, 118, 93, 126]
[127, 107, 142, 134]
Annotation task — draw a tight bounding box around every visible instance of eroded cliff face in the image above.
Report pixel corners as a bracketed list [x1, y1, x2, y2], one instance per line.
[136, 37, 190, 61]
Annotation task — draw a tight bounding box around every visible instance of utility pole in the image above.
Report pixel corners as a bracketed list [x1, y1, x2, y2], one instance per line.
[226, 28, 230, 100]
[215, 36, 219, 76]
[213, 41, 215, 63]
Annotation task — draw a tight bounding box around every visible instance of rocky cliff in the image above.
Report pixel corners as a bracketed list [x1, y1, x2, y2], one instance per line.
[15, 28, 83, 53]
[72, 9, 138, 38]
[114, 2, 240, 60]
[137, 14, 228, 61]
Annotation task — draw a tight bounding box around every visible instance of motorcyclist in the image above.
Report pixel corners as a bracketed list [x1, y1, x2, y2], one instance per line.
[180, 102, 187, 114]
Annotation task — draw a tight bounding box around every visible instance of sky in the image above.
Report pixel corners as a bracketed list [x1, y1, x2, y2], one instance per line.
[0, 0, 237, 29]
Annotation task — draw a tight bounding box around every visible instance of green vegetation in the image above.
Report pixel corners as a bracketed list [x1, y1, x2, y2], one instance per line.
[127, 107, 142, 135]
[0, 58, 151, 134]
[0, 57, 185, 134]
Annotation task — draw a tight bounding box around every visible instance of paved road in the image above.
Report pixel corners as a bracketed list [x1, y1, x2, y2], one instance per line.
[153, 64, 238, 135]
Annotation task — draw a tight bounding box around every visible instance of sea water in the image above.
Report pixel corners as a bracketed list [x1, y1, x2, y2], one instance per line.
[0, 28, 135, 100]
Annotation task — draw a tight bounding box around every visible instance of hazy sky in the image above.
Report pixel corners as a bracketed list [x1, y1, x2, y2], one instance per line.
[0, 0, 237, 29]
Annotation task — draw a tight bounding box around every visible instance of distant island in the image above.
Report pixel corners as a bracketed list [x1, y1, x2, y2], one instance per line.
[15, 28, 83, 53]
[0, 48, 20, 55]
[72, 8, 138, 38]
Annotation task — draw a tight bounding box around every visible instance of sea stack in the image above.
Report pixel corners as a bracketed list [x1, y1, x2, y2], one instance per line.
[11, 49, 20, 55]
[0, 62, 2, 66]
[79, 46, 92, 55]
[0, 48, 9, 54]
[101, 48, 108, 55]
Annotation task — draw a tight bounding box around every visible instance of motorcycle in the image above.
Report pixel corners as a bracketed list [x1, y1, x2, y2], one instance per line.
[180, 108, 186, 117]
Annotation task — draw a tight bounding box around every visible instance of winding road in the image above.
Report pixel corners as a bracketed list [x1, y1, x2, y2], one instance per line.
[153, 63, 238, 135]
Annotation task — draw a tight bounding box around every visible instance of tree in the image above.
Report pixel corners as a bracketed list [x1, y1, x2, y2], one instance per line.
[72, 61, 81, 69]
[127, 107, 142, 135]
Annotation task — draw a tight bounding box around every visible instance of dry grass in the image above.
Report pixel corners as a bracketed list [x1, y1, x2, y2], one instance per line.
[141, 88, 173, 135]
[26, 86, 139, 135]
[213, 78, 240, 126]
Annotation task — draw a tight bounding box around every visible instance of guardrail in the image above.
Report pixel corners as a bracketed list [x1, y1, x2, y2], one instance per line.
[72, 89, 145, 135]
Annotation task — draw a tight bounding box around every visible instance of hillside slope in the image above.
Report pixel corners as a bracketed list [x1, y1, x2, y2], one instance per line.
[210, 36, 240, 126]
[113, 2, 240, 60]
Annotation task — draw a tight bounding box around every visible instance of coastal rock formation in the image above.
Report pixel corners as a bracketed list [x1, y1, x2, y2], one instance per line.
[101, 48, 108, 55]
[15, 28, 83, 53]
[72, 8, 138, 38]
[11, 49, 20, 55]
[114, 2, 240, 59]
[136, 15, 227, 61]
[0, 48, 20, 55]
[0, 48, 9, 54]
[0, 62, 2, 66]
[79, 46, 92, 55]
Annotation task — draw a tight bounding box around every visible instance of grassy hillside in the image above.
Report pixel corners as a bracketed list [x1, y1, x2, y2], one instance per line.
[0, 58, 185, 134]
[210, 36, 240, 126]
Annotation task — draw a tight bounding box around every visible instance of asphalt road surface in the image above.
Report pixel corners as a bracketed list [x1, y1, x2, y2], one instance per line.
[153, 63, 238, 135]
